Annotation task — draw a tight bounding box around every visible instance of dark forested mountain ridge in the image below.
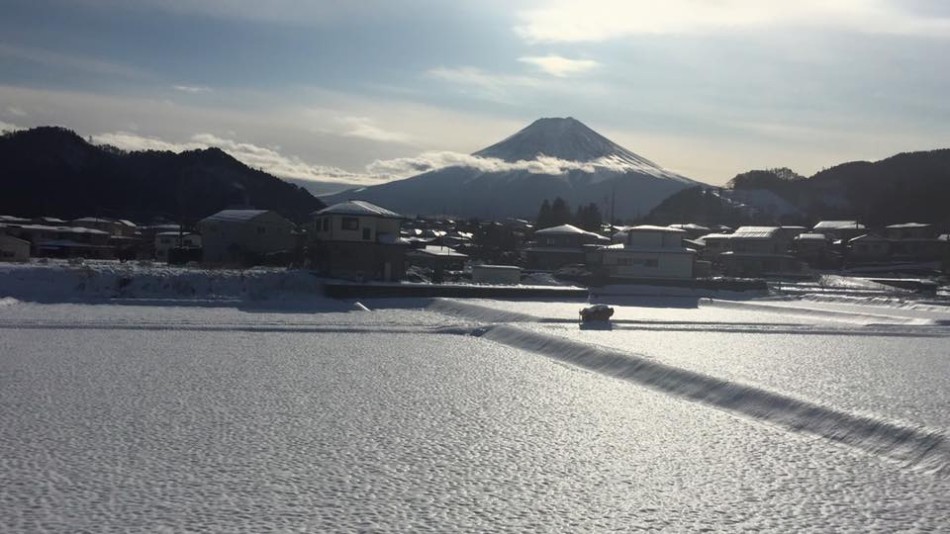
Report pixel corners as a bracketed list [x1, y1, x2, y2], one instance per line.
[646, 150, 950, 227]
[0, 126, 324, 223]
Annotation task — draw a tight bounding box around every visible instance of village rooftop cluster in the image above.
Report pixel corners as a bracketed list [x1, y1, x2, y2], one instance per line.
[2, 201, 949, 287]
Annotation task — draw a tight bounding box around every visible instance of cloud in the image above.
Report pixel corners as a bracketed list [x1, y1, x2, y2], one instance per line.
[334, 116, 411, 143]
[426, 67, 541, 103]
[367, 151, 660, 178]
[514, 0, 950, 42]
[518, 55, 600, 77]
[6, 106, 27, 118]
[0, 120, 23, 133]
[0, 43, 150, 79]
[172, 85, 213, 94]
[90, 130, 386, 185]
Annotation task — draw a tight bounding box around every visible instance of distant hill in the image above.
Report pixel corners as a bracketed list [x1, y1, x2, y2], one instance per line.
[646, 151, 950, 227]
[0, 126, 324, 224]
[323, 117, 698, 219]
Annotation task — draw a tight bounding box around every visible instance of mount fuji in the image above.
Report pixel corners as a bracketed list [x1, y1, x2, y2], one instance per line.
[323, 117, 700, 220]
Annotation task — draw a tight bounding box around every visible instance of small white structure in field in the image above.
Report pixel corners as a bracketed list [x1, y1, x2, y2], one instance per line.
[197, 209, 295, 265]
[0, 234, 30, 262]
[472, 265, 521, 285]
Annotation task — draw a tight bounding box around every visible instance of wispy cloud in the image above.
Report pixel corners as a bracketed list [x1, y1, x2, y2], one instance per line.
[0, 43, 150, 79]
[514, 0, 950, 42]
[172, 85, 213, 94]
[368, 151, 660, 177]
[518, 55, 600, 77]
[5, 106, 27, 118]
[91, 130, 385, 185]
[426, 66, 541, 103]
[334, 116, 412, 143]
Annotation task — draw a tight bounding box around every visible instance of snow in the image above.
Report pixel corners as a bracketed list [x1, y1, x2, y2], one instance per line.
[316, 200, 403, 218]
[199, 209, 271, 223]
[3, 262, 950, 530]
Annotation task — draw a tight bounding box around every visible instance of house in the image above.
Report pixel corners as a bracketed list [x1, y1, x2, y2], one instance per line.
[598, 225, 695, 280]
[0, 223, 113, 258]
[792, 233, 832, 266]
[717, 226, 803, 277]
[695, 232, 733, 260]
[729, 226, 791, 254]
[406, 245, 468, 272]
[155, 231, 202, 262]
[197, 209, 296, 265]
[848, 233, 891, 262]
[885, 223, 943, 261]
[884, 223, 935, 240]
[311, 201, 408, 281]
[0, 234, 30, 262]
[525, 224, 609, 270]
[668, 223, 711, 240]
[813, 220, 866, 242]
[72, 217, 138, 238]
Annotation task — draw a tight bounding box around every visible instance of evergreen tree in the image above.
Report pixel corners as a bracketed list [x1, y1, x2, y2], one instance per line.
[550, 197, 572, 227]
[535, 199, 553, 229]
[574, 203, 603, 232]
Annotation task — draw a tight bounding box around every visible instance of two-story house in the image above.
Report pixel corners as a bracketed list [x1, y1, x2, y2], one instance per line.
[197, 209, 296, 265]
[311, 201, 407, 281]
[524, 224, 609, 270]
[598, 225, 695, 280]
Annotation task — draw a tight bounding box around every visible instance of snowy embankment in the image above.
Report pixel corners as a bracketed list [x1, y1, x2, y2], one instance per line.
[0, 260, 322, 302]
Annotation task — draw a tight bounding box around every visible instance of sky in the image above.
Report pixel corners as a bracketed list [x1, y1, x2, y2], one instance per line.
[2, 0, 949, 187]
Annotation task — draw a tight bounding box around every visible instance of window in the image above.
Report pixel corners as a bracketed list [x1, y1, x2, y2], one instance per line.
[257, 226, 266, 234]
[362, 228, 372, 241]
[341, 217, 359, 230]
[322, 217, 329, 231]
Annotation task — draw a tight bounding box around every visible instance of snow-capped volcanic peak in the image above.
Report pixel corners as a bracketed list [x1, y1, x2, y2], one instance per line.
[476, 117, 652, 166]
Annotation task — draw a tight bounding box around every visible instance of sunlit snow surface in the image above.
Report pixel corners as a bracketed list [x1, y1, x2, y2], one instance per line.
[3, 295, 950, 532]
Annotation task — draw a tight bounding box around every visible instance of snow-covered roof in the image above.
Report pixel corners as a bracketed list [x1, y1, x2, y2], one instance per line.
[849, 233, 888, 242]
[604, 245, 696, 255]
[731, 226, 781, 239]
[795, 233, 828, 241]
[627, 225, 685, 233]
[885, 222, 930, 229]
[0, 223, 109, 235]
[0, 215, 30, 223]
[814, 220, 865, 230]
[535, 224, 604, 237]
[72, 217, 117, 224]
[200, 209, 271, 224]
[695, 233, 733, 244]
[33, 217, 67, 224]
[668, 223, 710, 231]
[377, 233, 411, 245]
[316, 201, 402, 219]
[410, 245, 468, 258]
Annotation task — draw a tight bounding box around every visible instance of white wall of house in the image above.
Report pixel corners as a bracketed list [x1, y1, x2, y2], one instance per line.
[155, 233, 202, 261]
[198, 211, 295, 263]
[601, 249, 694, 279]
[313, 215, 400, 243]
[626, 229, 684, 249]
[0, 234, 30, 262]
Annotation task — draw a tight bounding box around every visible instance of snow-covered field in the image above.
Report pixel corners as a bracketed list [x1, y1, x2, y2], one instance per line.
[2, 262, 950, 531]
